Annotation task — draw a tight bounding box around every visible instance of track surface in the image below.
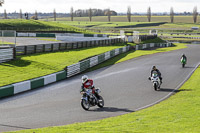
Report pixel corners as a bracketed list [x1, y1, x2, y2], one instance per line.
[0, 44, 200, 132]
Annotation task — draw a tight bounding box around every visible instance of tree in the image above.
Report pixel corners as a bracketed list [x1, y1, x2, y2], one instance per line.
[107, 8, 111, 22]
[4, 9, 7, 19]
[88, 8, 92, 21]
[0, 0, 4, 6]
[70, 7, 74, 21]
[53, 9, 56, 21]
[127, 6, 131, 22]
[147, 7, 151, 22]
[35, 10, 38, 20]
[170, 7, 174, 23]
[19, 9, 22, 19]
[193, 6, 198, 23]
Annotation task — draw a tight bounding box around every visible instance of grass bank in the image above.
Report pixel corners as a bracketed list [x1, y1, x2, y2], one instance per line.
[0, 46, 123, 87]
[5, 43, 192, 133]
[0, 19, 88, 33]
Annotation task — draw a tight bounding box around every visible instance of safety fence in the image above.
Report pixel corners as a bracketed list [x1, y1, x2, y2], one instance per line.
[16, 32, 108, 38]
[0, 47, 14, 63]
[66, 46, 130, 77]
[0, 46, 130, 99]
[135, 42, 173, 50]
[15, 38, 123, 56]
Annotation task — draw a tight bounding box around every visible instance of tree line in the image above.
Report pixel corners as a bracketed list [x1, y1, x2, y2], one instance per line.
[0, 6, 199, 23]
[126, 6, 198, 23]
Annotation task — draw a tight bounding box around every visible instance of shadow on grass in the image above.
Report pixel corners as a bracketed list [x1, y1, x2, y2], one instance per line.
[90, 107, 133, 112]
[115, 22, 167, 28]
[1, 59, 31, 67]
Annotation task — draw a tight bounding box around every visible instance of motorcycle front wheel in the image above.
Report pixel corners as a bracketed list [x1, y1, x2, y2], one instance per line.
[81, 99, 90, 110]
[154, 83, 158, 91]
[97, 95, 104, 108]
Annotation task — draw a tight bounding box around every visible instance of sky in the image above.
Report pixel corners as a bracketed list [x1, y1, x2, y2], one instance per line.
[0, 0, 199, 13]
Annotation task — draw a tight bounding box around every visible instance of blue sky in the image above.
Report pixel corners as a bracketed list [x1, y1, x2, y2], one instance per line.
[1, 0, 199, 13]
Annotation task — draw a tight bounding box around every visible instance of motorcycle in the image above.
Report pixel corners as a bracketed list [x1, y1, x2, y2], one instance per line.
[81, 88, 104, 110]
[181, 57, 186, 68]
[149, 72, 161, 91]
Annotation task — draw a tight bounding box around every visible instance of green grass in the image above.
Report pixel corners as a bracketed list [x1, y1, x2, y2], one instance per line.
[163, 38, 200, 42]
[0, 19, 89, 33]
[140, 37, 166, 44]
[87, 43, 186, 72]
[0, 40, 15, 45]
[57, 19, 200, 33]
[48, 16, 199, 23]
[0, 46, 123, 87]
[4, 43, 191, 133]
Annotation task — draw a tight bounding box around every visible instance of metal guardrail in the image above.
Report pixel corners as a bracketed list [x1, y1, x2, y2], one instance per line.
[0, 47, 14, 63]
[66, 46, 130, 78]
[135, 42, 173, 50]
[15, 38, 123, 56]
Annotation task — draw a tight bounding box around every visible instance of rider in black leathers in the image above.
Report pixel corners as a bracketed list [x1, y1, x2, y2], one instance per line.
[150, 66, 162, 83]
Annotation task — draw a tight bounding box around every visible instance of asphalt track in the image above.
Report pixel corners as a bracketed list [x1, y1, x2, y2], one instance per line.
[0, 44, 200, 132]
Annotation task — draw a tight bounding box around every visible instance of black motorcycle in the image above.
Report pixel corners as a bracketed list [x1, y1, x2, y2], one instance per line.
[81, 88, 104, 110]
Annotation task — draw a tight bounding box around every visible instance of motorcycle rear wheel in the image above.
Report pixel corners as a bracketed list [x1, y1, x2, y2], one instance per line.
[97, 96, 104, 108]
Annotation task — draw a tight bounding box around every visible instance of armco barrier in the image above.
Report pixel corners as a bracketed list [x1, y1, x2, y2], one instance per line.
[135, 42, 173, 50]
[15, 38, 123, 56]
[0, 46, 130, 99]
[0, 47, 14, 63]
[17, 33, 108, 38]
[65, 46, 130, 78]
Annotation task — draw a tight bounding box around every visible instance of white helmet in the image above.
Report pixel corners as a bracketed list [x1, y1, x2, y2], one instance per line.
[82, 75, 88, 83]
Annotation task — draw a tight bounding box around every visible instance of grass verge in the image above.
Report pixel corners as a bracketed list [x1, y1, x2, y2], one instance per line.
[5, 43, 192, 133]
[0, 46, 123, 87]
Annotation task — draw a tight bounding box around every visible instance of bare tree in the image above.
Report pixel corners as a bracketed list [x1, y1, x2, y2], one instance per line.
[107, 8, 111, 22]
[88, 8, 92, 21]
[170, 7, 174, 23]
[0, 0, 4, 6]
[20, 9, 23, 19]
[147, 7, 151, 22]
[4, 9, 7, 19]
[54, 9, 56, 21]
[127, 6, 131, 22]
[70, 7, 74, 21]
[193, 6, 198, 23]
[35, 10, 38, 20]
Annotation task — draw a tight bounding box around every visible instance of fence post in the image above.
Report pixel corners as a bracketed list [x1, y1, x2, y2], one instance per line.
[34, 45, 37, 53]
[43, 44, 45, 52]
[13, 47, 16, 59]
[24, 46, 27, 55]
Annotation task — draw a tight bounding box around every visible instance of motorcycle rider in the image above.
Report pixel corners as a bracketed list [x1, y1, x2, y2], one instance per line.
[80, 75, 98, 98]
[150, 66, 162, 83]
[181, 54, 187, 64]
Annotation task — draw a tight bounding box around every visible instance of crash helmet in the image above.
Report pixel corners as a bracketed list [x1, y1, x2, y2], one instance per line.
[82, 75, 88, 83]
[152, 66, 157, 70]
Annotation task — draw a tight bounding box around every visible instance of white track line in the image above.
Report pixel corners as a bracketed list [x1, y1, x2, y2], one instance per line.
[135, 62, 200, 111]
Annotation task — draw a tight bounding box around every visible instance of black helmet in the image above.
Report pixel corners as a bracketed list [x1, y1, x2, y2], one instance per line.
[152, 66, 156, 70]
